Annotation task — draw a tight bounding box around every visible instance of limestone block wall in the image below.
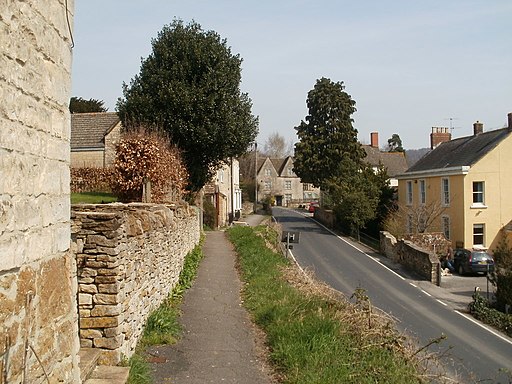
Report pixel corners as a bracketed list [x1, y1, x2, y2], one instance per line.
[0, 1, 80, 383]
[71, 203, 200, 365]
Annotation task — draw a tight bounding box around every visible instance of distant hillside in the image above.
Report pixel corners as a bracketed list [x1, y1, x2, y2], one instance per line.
[405, 148, 430, 168]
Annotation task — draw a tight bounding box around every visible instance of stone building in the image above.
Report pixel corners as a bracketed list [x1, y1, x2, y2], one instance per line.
[256, 156, 320, 206]
[71, 112, 122, 168]
[204, 159, 242, 227]
[0, 1, 80, 383]
[363, 132, 408, 187]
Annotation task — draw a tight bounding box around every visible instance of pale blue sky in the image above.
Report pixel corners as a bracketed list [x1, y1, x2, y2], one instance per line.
[71, 0, 512, 149]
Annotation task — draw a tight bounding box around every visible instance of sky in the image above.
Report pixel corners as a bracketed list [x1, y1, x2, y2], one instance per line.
[71, 0, 512, 150]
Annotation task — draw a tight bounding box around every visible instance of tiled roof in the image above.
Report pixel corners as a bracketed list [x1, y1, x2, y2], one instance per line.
[71, 112, 120, 149]
[406, 128, 511, 173]
[362, 145, 408, 177]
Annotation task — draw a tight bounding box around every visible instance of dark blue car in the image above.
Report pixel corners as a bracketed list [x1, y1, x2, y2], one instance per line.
[453, 248, 494, 275]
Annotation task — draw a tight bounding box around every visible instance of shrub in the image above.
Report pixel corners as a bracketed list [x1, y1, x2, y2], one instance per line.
[70, 167, 113, 193]
[469, 292, 512, 337]
[202, 197, 217, 229]
[488, 237, 512, 310]
[110, 128, 188, 202]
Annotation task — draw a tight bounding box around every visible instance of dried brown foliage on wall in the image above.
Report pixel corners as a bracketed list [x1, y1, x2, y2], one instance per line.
[110, 128, 189, 202]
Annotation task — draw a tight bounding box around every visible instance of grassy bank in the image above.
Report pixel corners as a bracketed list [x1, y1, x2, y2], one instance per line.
[228, 225, 427, 384]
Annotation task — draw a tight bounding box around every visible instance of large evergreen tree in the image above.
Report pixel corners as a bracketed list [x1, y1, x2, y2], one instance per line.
[117, 19, 258, 191]
[294, 77, 365, 189]
[387, 133, 405, 152]
[294, 77, 382, 232]
[69, 97, 107, 113]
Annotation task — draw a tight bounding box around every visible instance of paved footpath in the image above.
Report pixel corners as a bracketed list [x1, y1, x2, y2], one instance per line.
[148, 217, 272, 383]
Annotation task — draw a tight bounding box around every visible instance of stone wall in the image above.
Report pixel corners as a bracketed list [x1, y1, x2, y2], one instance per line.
[380, 232, 441, 285]
[313, 207, 336, 229]
[71, 202, 200, 364]
[0, 1, 80, 383]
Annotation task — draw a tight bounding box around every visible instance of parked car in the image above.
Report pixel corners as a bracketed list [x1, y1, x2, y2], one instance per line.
[308, 202, 319, 213]
[453, 248, 494, 275]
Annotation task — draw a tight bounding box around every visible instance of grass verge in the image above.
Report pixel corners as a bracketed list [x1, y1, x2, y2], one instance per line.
[126, 235, 204, 384]
[71, 192, 117, 204]
[228, 225, 429, 384]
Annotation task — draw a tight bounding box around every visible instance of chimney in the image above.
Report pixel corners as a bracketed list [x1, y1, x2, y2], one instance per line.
[473, 121, 484, 135]
[508, 112, 512, 129]
[370, 132, 379, 148]
[430, 127, 451, 149]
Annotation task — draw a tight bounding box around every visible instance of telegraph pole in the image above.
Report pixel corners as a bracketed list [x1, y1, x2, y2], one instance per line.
[254, 142, 258, 213]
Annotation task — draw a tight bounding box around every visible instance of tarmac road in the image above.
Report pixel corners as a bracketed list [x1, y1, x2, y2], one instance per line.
[273, 207, 512, 383]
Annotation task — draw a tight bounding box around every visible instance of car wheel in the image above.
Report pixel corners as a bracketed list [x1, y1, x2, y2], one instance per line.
[458, 264, 464, 276]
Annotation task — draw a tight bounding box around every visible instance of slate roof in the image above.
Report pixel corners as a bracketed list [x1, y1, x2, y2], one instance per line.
[362, 145, 408, 177]
[71, 112, 120, 149]
[406, 127, 511, 173]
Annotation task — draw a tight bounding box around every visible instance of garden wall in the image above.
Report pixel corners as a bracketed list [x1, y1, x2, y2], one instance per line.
[380, 231, 441, 285]
[71, 202, 200, 364]
[313, 207, 336, 229]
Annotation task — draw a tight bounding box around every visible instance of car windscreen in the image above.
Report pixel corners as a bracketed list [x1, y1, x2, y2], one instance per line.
[472, 252, 491, 261]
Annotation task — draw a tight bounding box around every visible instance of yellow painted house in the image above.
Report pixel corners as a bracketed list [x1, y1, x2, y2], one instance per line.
[397, 113, 512, 252]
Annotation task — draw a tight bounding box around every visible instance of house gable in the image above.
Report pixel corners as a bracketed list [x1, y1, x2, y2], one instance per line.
[71, 112, 122, 167]
[71, 112, 121, 150]
[362, 145, 408, 177]
[397, 121, 512, 252]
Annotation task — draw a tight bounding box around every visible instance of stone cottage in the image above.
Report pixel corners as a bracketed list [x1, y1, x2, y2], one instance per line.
[71, 112, 122, 168]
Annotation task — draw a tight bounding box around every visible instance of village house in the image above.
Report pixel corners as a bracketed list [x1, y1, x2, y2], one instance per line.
[203, 159, 243, 227]
[256, 134, 407, 208]
[70, 112, 122, 168]
[362, 132, 408, 187]
[397, 113, 512, 252]
[256, 156, 320, 206]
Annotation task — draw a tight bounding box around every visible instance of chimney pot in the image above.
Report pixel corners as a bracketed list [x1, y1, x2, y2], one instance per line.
[370, 132, 379, 148]
[473, 121, 484, 135]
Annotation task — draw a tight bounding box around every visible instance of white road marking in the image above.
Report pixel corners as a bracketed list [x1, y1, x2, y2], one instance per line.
[455, 311, 512, 346]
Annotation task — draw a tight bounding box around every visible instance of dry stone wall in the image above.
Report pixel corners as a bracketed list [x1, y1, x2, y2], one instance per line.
[380, 231, 441, 285]
[0, 1, 79, 383]
[71, 202, 200, 364]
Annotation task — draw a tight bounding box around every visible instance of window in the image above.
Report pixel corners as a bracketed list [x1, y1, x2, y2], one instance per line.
[419, 180, 426, 205]
[442, 216, 450, 240]
[285, 193, 292, 203]
[441, 178, 450, 206]
[264, 181, 272, 190]
[304, 183, 311, 191]
[406, 181, 413, 205]
[473, 224, 485, 247]
[218, 170, 224, 183]
[287, 167, 294, 176]
[264, 168, 271, 176]
[472, 181, 484, 205]
[285, 180, 292, 190]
